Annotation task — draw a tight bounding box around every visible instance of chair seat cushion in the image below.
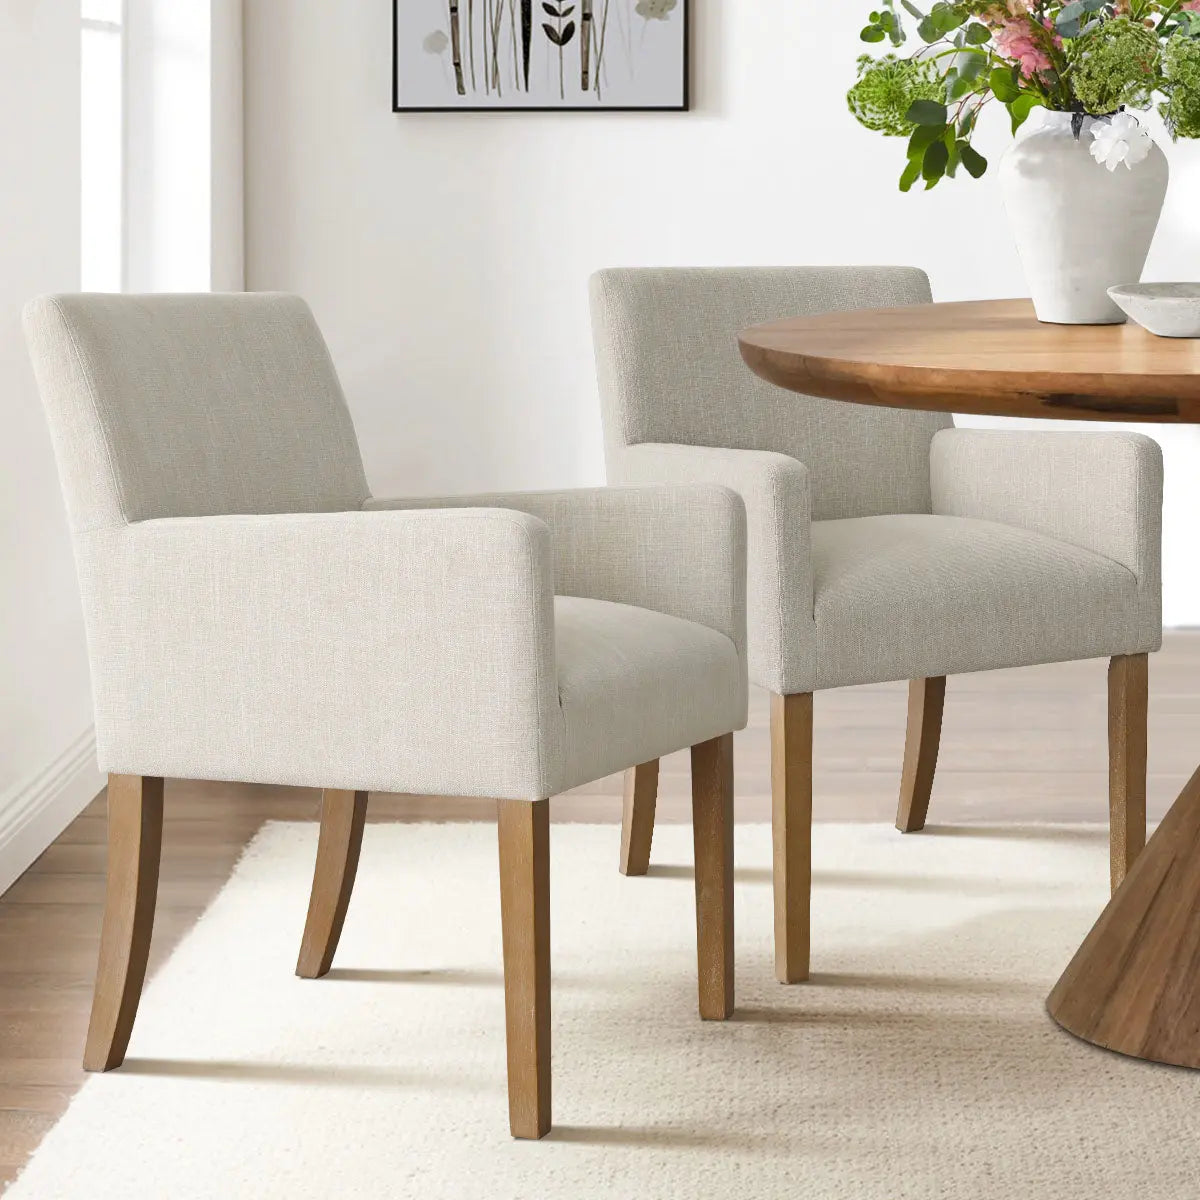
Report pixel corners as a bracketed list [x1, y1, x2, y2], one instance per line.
[812, 514, 1142, 690]
[554, 596, 745, 792]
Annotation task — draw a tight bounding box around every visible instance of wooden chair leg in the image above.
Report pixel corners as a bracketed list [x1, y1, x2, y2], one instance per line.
[297, 789, 369, 979]
[691, 734, 734, 1020]
[772, 692, 812, 984]
[83, 774, 164, 1072]
[498, 798, 551, 1140]
[1109, 653, 1148, 892]
[619, 760, 659, 876]
[895, 676, 947, 833]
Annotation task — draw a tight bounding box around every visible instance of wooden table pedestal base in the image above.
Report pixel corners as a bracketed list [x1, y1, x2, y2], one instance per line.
[1047, 765, 1200, 1067]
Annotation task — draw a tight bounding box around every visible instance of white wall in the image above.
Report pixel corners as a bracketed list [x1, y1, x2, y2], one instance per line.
[0, 0, 101, 892]
[244, 2, 1200, 623]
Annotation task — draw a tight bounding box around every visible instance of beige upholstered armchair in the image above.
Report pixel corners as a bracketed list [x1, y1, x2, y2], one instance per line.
[591, 266, 1163, 985]
[25, 292, 749, 1140]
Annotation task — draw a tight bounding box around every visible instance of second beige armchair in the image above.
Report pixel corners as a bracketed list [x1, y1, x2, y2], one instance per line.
[590, 265, 1163, 984]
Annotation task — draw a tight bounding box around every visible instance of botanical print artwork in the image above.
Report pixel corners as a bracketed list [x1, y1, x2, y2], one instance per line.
[394, 0, 688, 110]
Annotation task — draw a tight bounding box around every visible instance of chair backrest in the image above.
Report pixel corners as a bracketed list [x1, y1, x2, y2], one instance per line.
[23, 292, 369, 532]
[590, 266, 952, 520]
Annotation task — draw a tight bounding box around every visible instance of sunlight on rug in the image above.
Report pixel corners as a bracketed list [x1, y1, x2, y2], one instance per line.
[8, 822, 1198, 1198]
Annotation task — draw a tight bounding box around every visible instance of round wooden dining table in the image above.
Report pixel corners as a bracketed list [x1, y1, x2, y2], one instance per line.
[740, 297, 1200, 1070]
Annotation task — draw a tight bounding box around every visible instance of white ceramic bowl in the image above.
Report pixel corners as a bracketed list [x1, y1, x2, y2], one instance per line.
[1107, 283, 1200, 338]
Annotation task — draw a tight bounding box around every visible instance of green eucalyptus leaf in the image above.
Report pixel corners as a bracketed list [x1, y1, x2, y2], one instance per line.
[907, 98, 948, 125]
[989, 66, 1020, 102]
[958, 141, 987, 177]
[922, 138, 949, 181]
[957, 51, 987, 81]
[861, 24, 886, 41]
[1008, 92, 1042, 134]
[907, 122, 947, 158]
[964, 21, 991, 44]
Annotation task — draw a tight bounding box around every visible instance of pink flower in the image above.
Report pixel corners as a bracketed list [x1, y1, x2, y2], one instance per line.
[991, 16, 1061, 79]
[1181, 0, 1200, 11]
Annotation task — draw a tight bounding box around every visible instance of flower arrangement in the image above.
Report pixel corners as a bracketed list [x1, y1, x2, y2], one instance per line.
[847, 1, 1200, 188]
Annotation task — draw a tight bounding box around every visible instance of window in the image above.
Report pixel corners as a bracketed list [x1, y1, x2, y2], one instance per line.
[81, 0, 125, 292]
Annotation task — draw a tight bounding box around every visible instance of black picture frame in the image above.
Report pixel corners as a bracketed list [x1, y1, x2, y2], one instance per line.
[392, 0, 690, 114]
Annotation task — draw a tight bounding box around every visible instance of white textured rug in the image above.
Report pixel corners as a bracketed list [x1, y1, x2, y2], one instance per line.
[9, 821, 1200, 1199]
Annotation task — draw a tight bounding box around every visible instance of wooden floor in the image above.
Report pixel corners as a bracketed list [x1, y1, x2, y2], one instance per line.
[2, 632, 1199, 1183]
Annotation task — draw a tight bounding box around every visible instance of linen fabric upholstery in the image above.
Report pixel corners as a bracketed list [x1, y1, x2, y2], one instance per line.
[589, 266, 1164, 696]
[812, 515, 1148, 690]
[77, 509, 559, 797]
[590, 265, 951, 521]
[365, 485, 748, 671]
[24, 293, 369, 530]
[930, 428, 1162, 653]
[25, 292, 747, 801]
[554, 596, 743, 789]
[611, 444, 814, 694]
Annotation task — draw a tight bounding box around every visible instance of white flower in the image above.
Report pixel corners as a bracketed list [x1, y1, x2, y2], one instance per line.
[1089, 112, 1153, 172]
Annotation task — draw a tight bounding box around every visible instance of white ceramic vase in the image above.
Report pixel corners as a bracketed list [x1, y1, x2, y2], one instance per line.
[999, 109, 1168, 325]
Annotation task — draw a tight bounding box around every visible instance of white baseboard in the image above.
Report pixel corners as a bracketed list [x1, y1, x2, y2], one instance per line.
[0, 728, 104, 897]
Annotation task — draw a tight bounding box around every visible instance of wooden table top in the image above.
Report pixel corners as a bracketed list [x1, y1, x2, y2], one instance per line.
[739, 298, 1200, 424]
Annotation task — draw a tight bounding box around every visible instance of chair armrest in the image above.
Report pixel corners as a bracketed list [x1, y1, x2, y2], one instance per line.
[609, 443, 814, 696]
[366, 484, 747, 663]
[76, 509, 562, 799]
[930, 427, 1162, 650]
[930, 428, 1162, 579]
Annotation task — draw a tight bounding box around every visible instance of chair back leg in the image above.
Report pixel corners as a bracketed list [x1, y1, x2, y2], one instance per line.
[691, 734, 734, 1019]
[84, 774, 164, 1072]
[297, 789, 369, 979]
[1109, 653, 1149, 892]
[896, 676, 947, 833]
[772, 693, 813, 984]
[619, 760, 659, 876]
[498, 798, 552, 1139]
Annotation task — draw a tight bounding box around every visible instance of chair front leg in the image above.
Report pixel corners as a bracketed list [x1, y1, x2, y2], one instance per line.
[691, 734, 734, 1019]
[619, 760, 659, 876]
[297, 789, 369, 979]
[1109, 653, 1149, 892]
[896, 677, 947, 833]
[84, 774, 164, 1072]
[772, 693, 812, 984]
[498, 798, 552, 1140]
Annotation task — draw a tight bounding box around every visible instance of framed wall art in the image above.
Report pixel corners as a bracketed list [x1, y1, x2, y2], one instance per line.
[392, 0, 688, 113]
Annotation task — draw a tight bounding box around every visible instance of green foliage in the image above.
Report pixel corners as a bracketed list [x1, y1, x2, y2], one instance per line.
[1072, 18, 1162, 113]
[1161, 33, 1200, 138]
[847, 54, 945, 135]
[1053, 0, 1106, 40]
[917, 2, 968, 44]
[860, 0, 908, 46]
[847, 1, 1200, 192]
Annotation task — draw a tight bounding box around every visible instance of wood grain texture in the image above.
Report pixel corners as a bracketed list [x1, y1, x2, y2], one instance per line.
[1109, 655, 1149, 893]
[83, 775, 163, 1073]
[896, 678, 947, 834]
[1047, 764, 1200, 1067]
[497, 798, 551, 1140]
[618, 760, 659, 877]
[739, 299, 1200, 423]
[296, 790, 369, 979]
[771, 693, 813, 985]
[690, 735, 734, 1020]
